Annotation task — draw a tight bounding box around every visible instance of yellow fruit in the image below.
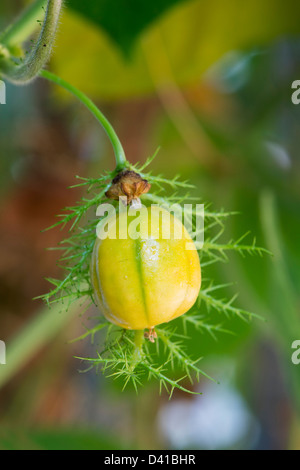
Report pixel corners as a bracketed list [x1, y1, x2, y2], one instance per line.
[90, 206, 201, 330]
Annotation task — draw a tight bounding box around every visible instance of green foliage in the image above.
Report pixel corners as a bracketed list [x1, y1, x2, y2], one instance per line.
[68, 0, 190, 56]
[52, 0, 300, 99]
[40, 152, 269, 396]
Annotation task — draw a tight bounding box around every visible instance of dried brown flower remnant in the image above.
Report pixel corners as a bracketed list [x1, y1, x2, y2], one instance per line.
[144, 328, 158, 343]
[105, 170, 151, 204]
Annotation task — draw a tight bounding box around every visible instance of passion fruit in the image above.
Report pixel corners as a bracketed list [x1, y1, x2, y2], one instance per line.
[91, 205, 201, 330]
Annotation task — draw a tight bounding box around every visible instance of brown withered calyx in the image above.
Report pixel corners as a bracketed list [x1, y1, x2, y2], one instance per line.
[105, 170, 151, 204]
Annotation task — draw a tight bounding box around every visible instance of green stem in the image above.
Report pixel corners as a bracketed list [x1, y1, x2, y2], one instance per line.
[40, 70, 127, 170]
[260, 190, 299, 335]
[0, 0, 62, 84]
[130, 330, 145, 372]
[0, 0, 127, 170]
[260, 190, 300, 417]
[0, 301, 79, 389]
[0, 0, 47, 48]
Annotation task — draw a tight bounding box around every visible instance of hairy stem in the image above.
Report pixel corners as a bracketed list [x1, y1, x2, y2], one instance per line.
[0, 0, 47, 48]
[0, 0, 63, 84]
[40, 70, 127, 170]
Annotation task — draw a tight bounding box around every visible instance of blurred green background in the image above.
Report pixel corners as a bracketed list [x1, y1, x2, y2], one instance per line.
[0, 0, 300, 450]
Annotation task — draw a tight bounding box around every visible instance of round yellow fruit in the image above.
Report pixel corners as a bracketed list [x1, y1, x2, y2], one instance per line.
[90, 206, 201, 330]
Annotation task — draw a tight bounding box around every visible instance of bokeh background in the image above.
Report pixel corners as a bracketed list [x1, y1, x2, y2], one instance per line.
[0, 0, 300, 450]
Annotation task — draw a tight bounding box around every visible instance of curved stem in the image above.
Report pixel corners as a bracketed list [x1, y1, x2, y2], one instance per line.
[0, 0, 62, 84]
[0, 0, 127, 170]
[0, 0, 47, 48]
[40, 69, 127, 170]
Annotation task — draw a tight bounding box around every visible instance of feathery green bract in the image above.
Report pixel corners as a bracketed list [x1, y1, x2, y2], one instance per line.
[40, 151, 269, 396]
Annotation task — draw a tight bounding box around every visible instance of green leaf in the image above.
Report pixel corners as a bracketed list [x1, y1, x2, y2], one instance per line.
[68, 0, 190, 56]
